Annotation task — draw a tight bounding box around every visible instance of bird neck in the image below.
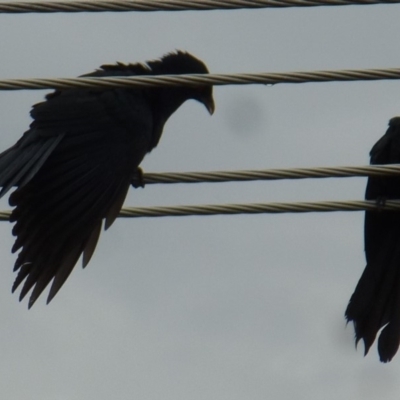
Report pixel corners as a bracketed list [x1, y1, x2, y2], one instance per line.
[147, 88, 188, 149]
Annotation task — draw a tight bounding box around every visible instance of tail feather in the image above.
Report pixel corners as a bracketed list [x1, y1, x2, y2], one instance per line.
[378, 282, 400, 362]
[346, 225, 400, 361]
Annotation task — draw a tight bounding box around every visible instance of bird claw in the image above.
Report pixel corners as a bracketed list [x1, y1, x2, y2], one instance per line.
[131, 167, 145, 189]
[376, 196, 387, 210]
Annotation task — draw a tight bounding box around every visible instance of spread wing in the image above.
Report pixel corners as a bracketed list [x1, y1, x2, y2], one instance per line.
[1, 88, 153, 307]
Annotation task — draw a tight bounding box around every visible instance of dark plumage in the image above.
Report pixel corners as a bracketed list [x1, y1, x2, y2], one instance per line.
[346, 117, 400, 362]
[0, 51, 214, 308]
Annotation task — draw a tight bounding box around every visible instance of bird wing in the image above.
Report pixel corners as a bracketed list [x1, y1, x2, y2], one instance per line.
[346, 120, 400, 362]
[4, 88, 154, 307]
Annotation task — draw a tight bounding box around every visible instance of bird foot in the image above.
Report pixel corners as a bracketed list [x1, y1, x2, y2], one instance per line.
[131, 167, 145, 189]
[376, 196, 387, 211]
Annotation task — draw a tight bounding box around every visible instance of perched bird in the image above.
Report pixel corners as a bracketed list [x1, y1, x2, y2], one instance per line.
[346, 117, 400, 362]
[0, 51, 215, 308]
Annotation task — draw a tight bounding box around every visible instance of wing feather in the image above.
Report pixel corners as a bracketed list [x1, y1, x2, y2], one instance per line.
[346, 118, 400, 361]
[5, 87, 153, 307]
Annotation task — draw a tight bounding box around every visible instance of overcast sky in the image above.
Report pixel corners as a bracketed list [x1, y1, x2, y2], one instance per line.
[0, 3, 400, 400]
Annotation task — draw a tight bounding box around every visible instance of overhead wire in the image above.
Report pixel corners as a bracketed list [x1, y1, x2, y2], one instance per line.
[0, 164, 398, 221]
[0, 199, 399, 221]
[118, 200, 400, 218]
[3, 67, 400, 91]
[0, 0, 397, 14]
[143, 164, 400, 184]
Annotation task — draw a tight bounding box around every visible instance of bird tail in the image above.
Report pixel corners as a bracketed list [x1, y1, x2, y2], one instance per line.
[345, 227, 400, 362]
[0, 131, 64, 198]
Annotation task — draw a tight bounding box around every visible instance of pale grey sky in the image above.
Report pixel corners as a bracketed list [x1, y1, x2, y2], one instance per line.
[0, 4, 400, 400]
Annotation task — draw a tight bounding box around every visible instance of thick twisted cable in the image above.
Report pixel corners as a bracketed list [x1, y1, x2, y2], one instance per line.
[143, 164, 400, 184]
[87, 199, 400, 217]
[0, 199, 400, 221]
[118, 200, 400, 218]
[0, 0, 398, 14]
[3, 67, 400, 90]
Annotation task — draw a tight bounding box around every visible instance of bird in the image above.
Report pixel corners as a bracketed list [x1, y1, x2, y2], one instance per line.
[345, 116, 400, 362]
[0, 51, 215, 308]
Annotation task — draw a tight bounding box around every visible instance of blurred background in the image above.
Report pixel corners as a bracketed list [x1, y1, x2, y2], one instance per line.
[0, 2, 399, 399]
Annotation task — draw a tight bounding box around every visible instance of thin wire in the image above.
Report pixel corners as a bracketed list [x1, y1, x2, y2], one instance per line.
[0, 199, 399, 221]
[0, 0, 397, 14]
[143, 164, 400, 184]
[3, 67, 400, 90]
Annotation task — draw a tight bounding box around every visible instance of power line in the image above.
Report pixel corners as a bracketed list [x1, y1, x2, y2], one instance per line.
[2, 67, 400, 91]
[118, 200, 400, 218]
[0, 199, 398, 221]
[0, 0, 397, 14]
[143, 164, 400, 184]
[1, 163, 398, 220]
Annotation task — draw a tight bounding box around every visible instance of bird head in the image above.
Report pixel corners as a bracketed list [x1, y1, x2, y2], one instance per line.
[147, 51, 215, 115]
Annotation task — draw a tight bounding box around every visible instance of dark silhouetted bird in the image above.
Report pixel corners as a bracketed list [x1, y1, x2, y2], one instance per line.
[0, 51, 215, 308]
[346, 117, 400, 362]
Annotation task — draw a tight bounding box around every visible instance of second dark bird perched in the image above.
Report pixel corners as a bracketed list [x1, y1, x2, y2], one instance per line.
[346, 117, 400, 362]
[0, 51, 215, 308]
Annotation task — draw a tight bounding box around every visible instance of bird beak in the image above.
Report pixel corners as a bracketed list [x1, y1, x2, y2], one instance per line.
[204, 97, 215, 115]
